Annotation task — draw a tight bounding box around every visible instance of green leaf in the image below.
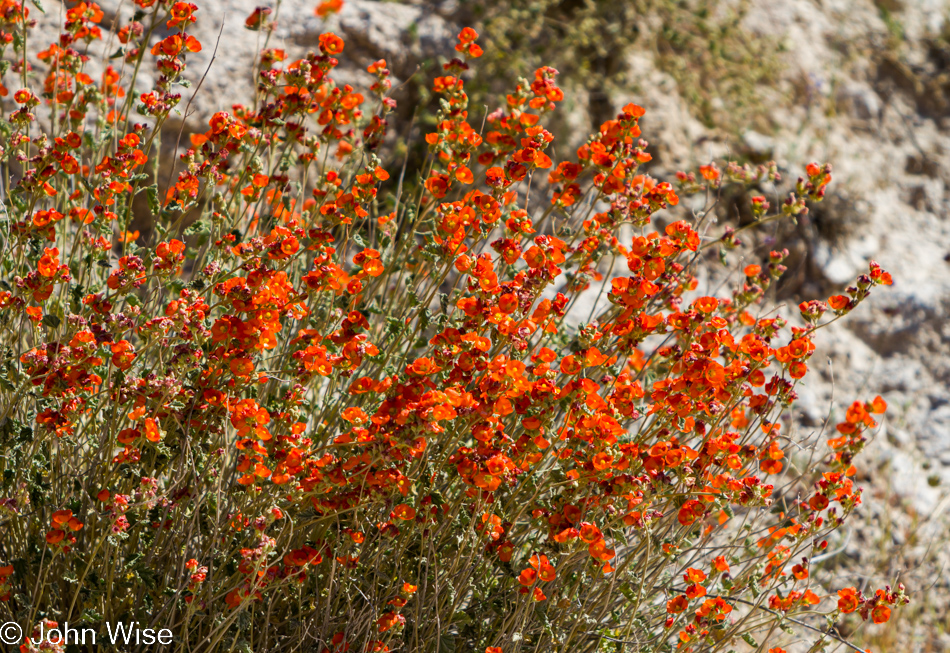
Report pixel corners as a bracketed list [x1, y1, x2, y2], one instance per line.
[41, 314, 60, 328]
[146, 185, 161, 216]
[385, 317, 404, 344]
[184, 220, 209, 236]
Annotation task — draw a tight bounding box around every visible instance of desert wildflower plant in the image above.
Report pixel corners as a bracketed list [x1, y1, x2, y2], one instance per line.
[0, 1, 906, 652]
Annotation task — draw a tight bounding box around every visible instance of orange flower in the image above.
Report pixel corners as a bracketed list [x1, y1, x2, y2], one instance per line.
[111, 340, 136, 370]
[686, 584, 706, 599]
[712, 556, 729, 573]
[788, 361, 808, 379]
[409, 357, 441, 376]
[538, 563, 556, 582]
[523, 246, 545, 268]
[457, 27, 478, 44]
[871, 603, 891, 624]
[455, 27, 482, 57]
[376, 612, 405, 633]
[559, 355, 582, 375]
[588, 539, 615, 561]
[230, 358, 255, 376]
[315, 0, 343, 18]
[828, 294, 850, 310]
[677, 500, 705, 526]
[341, 407, 367, 423]
[38, 247, 60, 277]
[787, 339, 810, 358]
[809, 494, 829, 511]
[363, 258, 384, 277]
[166, 1, 197, 28]
[144, 418, 162, 442]
[518, 568, 537, 585]
[498, 293, 518, 314]
[692, 296, 718, 313]
[837, 587, 859, 613]
[704, 361, 726, 387]
[667, 595, 688, 613]
[318, 32, 344, 55]
[579, 523, 601, 543]
[699, 164, 719, 181]
[760, 459, 783, 474]
[869, 395, 887, 414]
[869, 261, 893, 285]
[392, 504, 416, 521]
[425, 172, 450, 199]
[684, 568, 706, 584]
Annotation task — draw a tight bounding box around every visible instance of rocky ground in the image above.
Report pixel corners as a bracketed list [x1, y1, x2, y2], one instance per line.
[17, 0, 950, 648]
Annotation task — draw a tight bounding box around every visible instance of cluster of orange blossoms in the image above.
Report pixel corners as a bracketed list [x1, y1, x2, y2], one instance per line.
[0, 1, 906, 651]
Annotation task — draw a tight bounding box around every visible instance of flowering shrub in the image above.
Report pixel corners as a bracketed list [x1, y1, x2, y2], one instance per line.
[0, 2, 905, 652]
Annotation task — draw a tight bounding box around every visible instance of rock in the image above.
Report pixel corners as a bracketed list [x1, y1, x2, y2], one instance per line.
[921, 405, 950, 444]
[792, 381, 826, 426]
[309, 0, 455, 79]
[879, 448, 942, 514]
[886, 426, 912, 448]
[741, 130, 775, 158]
[812, 240, 862, 285]
[836, 80, 882, 120]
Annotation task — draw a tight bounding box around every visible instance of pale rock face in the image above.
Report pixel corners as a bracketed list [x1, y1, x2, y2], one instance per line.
[836, 80, 883, 120]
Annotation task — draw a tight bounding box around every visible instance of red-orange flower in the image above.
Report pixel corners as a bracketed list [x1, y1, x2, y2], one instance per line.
[318, 32, 344, 55]
[871, 603, 891, 624]
[518, 568, 537, 586]
[315, 0, 343, 18]
[667, 595, 688, 614]
[38, 247, 60, 277]
[392, 504, 416, 521]
[837, 587, 860, 613]
[678, 500, 705, 526]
